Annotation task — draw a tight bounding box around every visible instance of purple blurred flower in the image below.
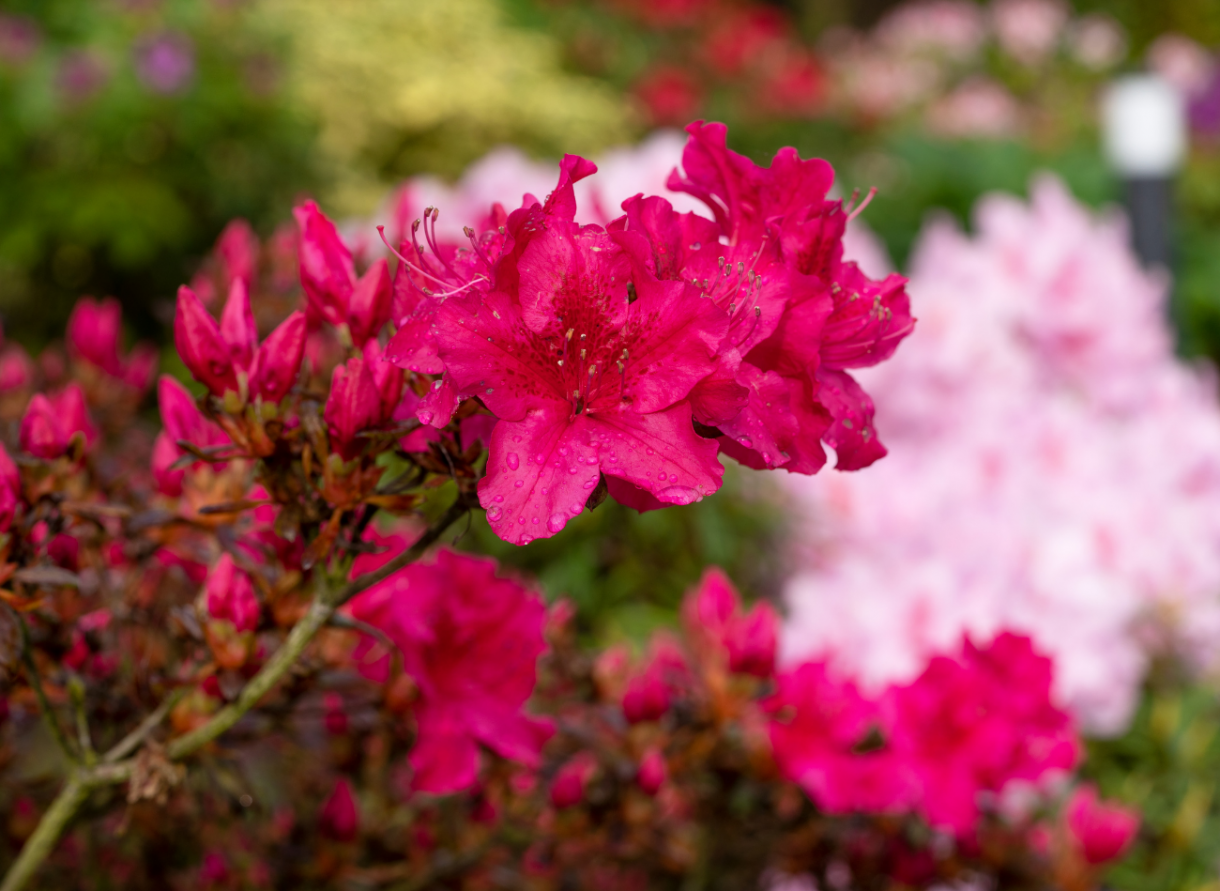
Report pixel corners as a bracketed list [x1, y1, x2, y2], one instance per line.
[56, 51, 109, 102]
[0, 14, 40, 67]
[134, 32, 195, 95]
[1189, 68, 1220, 139]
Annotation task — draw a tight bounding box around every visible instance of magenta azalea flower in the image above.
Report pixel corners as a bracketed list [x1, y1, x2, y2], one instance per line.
[393, 156, 727, 544]
[348, 546, 553, 794]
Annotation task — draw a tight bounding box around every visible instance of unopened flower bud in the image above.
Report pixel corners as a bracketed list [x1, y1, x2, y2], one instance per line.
[348, 257, 393, 346]
[622, 665, 670, 724]
[206, 554, 260, 632]
[318, 778, 360, 842]
[249, 311, 306, 404]
[294, 200, 355, 328]
[726, 601, 779, 677]
[174, 286, 238, 397]
[550, 754, 597, 809]
[19, 384, 97, 459]
[637, 747, 667, 795]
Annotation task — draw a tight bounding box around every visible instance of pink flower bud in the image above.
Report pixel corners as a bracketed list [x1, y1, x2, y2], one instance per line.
[637, 747, 667, 795]
[682, 567, 738, 638]
[248, 312, 306, 404]
[219, 279, 258, 371]
[294, 200, 354, 327]
[1066, 785, 1139, 865]
[206, 553, 260, 632]
[0, 442, 21, 530]
[66, 296, 122, 376]
[199, 851, 230, 886]
[215, 219, 258, 292]
[550, 754, 597, 809]
[348, 257, 393, 346]
[325, 355, 381, 460]
[622, 664, 671, 724]
[153, 376, 229, 495]
[363, 339, 403, 420]
[726, 601, 778, 678]
[322, 692, 348, 735]
[19, 384, 97, 459]
[0, 346, 33, 391]
[174, 286, 237, 396]
[318, 778, 360, 842]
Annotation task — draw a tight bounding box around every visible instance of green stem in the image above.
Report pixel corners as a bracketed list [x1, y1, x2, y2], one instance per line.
[0, 498, 470, 891]
[0, 773, 89, 891]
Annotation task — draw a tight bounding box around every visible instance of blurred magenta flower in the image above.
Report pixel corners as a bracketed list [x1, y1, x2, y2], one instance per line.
[318, 778, 360, 842]
[133, 31, 195, 94]
[348, 548, 553, 794]
[1065, 784, 1139, 865]
[20, 383, 97, 459]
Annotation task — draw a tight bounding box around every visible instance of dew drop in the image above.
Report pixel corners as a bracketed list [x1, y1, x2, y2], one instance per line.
[418, 410, 434, 425]
[532, 517, 540, 525]
[515, 480, 524, 488]
[518, 517, 526, 524]
[487, 506, 502, 521]
[494, 495, 504, 503]
[547, 513, 566, 533]
[506, 452, 520, 470]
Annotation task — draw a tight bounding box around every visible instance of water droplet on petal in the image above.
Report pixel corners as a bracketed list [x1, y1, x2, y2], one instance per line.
[569, 502, 583, 514]
[493, 495, 504, 503]
[547, 513, 565, 533]
[418, 410, 434, 425]
[487, 506, 502, 521]
[515, 480, 524, 488]
[532, 517, 540, 525]
[506, 453, 520, 470]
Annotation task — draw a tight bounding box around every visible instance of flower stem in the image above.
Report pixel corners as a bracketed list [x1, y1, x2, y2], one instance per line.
[0, 773, 89, 891]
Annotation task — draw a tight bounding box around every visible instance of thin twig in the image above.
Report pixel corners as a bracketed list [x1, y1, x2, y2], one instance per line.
[103, 688, 186, 764]
[16, 611, 77, 765]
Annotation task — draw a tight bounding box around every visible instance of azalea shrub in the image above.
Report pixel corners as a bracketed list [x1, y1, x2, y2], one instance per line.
[0, 122, 1134, 890]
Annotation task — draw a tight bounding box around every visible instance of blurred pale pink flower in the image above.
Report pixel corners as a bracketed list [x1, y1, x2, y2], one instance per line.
[875, 1, 988, 62]
[991, 0, 1067, 66]
[1067, 14, 1127, 71]
[925, 78, 1022, 139]
[1147, 34, 1215, 98]
[781, 178, 1220, 736]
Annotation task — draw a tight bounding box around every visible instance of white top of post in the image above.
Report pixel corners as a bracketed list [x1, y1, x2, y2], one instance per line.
[1102, 74, 1187, 177]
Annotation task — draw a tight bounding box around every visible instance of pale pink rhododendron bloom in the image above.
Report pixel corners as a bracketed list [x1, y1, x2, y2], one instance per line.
[66, 297, 156, 391]
[1065, 785, 1139, 865]
[347, 545, 553, 794]
[175, 282, 306, 407]
[19, 383, 96, 459]
[782, 178, 1220, 734]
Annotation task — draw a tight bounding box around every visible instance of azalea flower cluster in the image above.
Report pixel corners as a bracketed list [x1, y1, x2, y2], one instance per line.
[0, 125, 1130, 891]
[784, 177, 1220, 735]
[380, 120, 912, 544]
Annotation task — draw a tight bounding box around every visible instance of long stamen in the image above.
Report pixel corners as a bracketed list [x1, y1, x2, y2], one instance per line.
[463, 226, 493, 269]
[376, 225, 456, 290]
[847, 187, 878, 223]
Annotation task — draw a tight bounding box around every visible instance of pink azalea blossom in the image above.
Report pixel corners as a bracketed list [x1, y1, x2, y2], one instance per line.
[175, 282, 306, 406]
[1065, 784, 1139, 865]
[347, 547, 553, 794]
[19, 383, 97, 459]
[886, 633, 1080, 835]
[765, 662, 913, 815]
[399, 155, 727, 544]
